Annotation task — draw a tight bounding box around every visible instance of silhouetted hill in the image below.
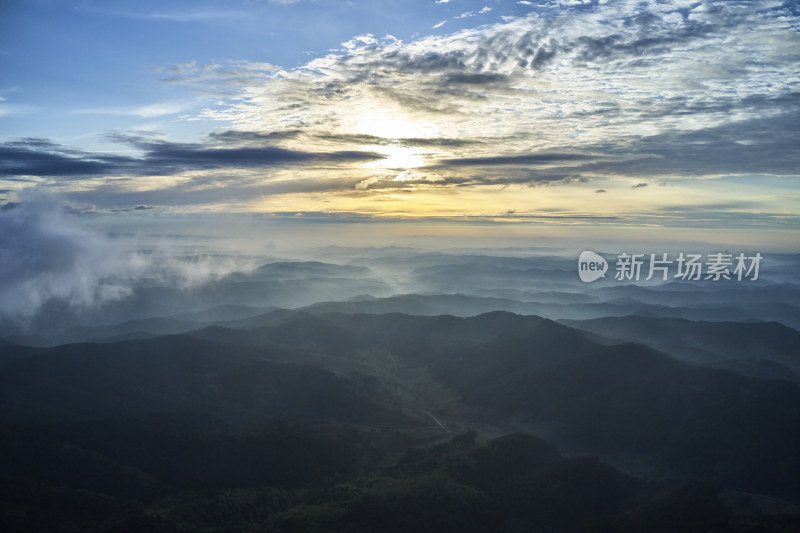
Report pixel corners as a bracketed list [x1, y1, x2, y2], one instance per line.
[2, 310, 800, 531]
[294, 292, 800, 330]
[563, 315, 800, 380]
[168, 304, 269, 322]
[74, 310, 799, 500]
[429, 335, 800, 499]
[179, 311, 800, 499]
[52, 317, 204, 345]
[1, 334, 52, 348]
[0, 335, 407, 427]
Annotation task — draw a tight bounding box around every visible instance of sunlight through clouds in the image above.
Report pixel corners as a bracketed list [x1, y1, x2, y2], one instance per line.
[1, 0, 798, 242]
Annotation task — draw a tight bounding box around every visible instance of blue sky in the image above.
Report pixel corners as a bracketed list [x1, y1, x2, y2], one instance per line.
[1, 0, 799, 250]
[1, 0, 519, 141]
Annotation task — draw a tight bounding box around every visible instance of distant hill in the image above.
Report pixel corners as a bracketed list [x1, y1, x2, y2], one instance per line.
[240, 261, 373, 281]
[168, 304, 269, 322]
[563, 315, 800, 380]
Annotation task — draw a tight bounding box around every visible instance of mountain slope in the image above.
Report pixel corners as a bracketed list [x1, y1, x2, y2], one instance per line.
[562, 315, 800, 380]
[0, 335, 407, 427]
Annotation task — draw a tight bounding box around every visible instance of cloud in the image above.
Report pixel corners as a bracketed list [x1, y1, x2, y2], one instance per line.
[0, 139, 132, 178]
[343, 34, 379, 51]
[356, 170, 446, 190]
[111, 204, 155, 213]
[74, 101, 193, 118]
[355, 176, 382, 190]
[155, 60, 280, 91]
[0, 134, 384, 179]
[86, 7, 248, 22]
[3, 0, 798, 222]
[113, 133, 381, 169]
[441, 152, 597, 167]
[392, 170, 445, 184]
[0, 193, 252, 321]
[312, 132, 478, 148]
[0, 102, 34, 117]
[197, 0, 798, 176]
[0, 194, 125, 318]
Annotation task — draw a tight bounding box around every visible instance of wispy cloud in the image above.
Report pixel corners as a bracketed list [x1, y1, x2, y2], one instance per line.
[74, 101, 194, 118]
[87, 7, 248, 22]
[455, 7, 492, 19]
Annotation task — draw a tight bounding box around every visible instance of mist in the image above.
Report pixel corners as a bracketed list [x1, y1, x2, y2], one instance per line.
[0, 195, 255, 328]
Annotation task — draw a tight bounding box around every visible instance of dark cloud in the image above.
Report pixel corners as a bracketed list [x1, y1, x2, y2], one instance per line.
[0, 134, 384, 179]
[440, 152, 596, 167]
[0, 146, 113, 178]
[628, 92, 800, 123]
[648, 204, 800, 229]
[369, 85, 466, 114]
[401, 137, 480, 148]
[439, 171, 579, 188]
[441, 72, 509, 86]
[111, 132, 383, 169]
[372, 49, 468, 76]
[583, 107, 800, 178]
[575, 22, 716, 63]
[314, 132, 479, 147]
[208, 130, 303, 143]
[469, 213, 622, 221]
[110, 205, 156, 213]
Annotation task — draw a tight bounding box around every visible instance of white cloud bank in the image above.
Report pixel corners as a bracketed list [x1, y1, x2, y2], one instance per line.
[0, 193, 252, 320]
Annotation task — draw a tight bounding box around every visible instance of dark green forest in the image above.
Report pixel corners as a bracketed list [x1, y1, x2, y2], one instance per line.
[2, 310, 800, 531]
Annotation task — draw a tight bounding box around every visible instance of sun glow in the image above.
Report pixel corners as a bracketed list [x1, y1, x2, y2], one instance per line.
[352, 110, 433, 140]
[366, 145, 427, 170]
[355, 114, 412, 139]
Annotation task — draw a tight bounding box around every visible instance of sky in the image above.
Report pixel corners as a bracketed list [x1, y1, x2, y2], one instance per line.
[1, 0, 799, 250]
